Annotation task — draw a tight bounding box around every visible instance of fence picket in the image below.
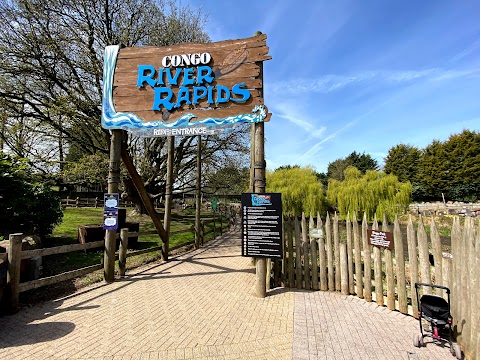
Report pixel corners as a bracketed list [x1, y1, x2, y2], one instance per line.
[294, 217, 303, 289]
[346, 213, 354, 294]
[340, 243, 349, 295]
[302, 213, 311, 290]
[326, 213, 334, 291]
[430, 217, 443, 290]
[317, 212, 327, 291]
[407, 215, 419, 317]
[417, 215, 431, 294]
[373, 214, 383, 306]
[394, 216, 407, 314]
[362, 213, 372, 302]
[310, 214, 319, 290]
[353, 212, 363, 298]
[383, 214, 395, 310]
[287, 218, 294, 288]
[451, 216, 461, 332]
[334, 212, 341, 291]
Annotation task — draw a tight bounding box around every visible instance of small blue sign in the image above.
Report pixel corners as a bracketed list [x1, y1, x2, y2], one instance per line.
[103, 193, 119, 230]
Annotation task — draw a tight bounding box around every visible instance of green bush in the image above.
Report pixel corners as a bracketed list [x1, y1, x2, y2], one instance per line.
[0, 152, 63, 238]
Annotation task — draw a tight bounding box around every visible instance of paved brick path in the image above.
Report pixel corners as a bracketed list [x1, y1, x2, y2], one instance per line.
[0, 226, 454, 359]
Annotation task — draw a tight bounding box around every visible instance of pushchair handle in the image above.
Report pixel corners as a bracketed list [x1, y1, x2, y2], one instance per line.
[414, 282, 450, 294]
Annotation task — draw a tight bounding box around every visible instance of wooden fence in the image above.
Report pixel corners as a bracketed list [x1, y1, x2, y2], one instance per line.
[61, 197, 134, 208]
[273, 212, 479, 360]
[2, 214, 232, 314]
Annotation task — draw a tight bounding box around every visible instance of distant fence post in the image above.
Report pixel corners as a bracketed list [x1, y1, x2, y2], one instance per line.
[7, 233, 23, 314]
[362, 213, 372, 302]
[340, 243, 348, 295]
[317, 212, 327, 291]
[119, 228, 128, 277]
[353, 213, 363, 298]
[326, 213, 334, 291]
[333, 212, 340, 291]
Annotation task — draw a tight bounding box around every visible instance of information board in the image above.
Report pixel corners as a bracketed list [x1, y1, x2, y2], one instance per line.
[241, 193, 283, 258]
[368, 229, 394, 249]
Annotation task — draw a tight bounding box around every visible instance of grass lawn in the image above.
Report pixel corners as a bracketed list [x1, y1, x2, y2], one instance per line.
[39, 207, 231, 285]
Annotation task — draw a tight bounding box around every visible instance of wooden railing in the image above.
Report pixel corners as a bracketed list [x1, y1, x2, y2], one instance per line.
[273, 212, 479, 360]
[1, 213, 233, 314]
[61, 197, 134, 208]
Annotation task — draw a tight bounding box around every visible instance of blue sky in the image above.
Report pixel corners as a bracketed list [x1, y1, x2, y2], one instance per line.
[188, 0, 480, 173]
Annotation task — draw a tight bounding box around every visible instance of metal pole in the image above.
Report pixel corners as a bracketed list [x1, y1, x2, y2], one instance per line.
[195, 135, 202, 249]
[253, 30, 267, 298]
[163, 135, 174, 260]
[104, 129, 122, 282]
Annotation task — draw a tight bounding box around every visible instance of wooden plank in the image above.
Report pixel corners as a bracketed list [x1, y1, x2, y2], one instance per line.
[417, 215, 431, 294]
[353, 212, 363, 298]
[362, 213, 372, 302]
[117, 33, 268, 59]
[21, 241, 105, 260]
[463, 217, 474, 354]
[126, 245, 163, 258]
[475, 221, 480, 359]
[287, 218, 295, 288]
[302, 213, 311, 290]
[407, 215, 419, 317]
[394, 216, 408, 314]
[326, 213, 334, 291]
[346, 213, 354, 294]
[340, 243, 349, 295]
[317, 212, 327, 291]
[19, 264, 103, 292]
[333, 212, 340, 291]
[310, 214, 319, 290]
[443, 256, 452, 301]
[430, 216, 443, 288]
[294, 217, 303, 289]
[451, 216, 461, 332]
[468, 218, 477, 358]
[383, 214, 395, 310]
[373, 215, 383, 306]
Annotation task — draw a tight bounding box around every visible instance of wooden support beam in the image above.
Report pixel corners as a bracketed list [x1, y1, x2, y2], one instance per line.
[121, 141, 167, 242]
[7, 233, 22, 313]
[163, 135, 175, 261]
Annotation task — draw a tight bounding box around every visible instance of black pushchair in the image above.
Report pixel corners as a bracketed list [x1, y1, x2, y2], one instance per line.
[413, 283, 461, 359]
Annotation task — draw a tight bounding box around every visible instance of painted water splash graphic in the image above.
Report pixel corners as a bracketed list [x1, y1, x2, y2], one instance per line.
[101, 45, 267, 131]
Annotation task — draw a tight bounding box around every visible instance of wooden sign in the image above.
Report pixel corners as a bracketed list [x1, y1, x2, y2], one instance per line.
[368, 229, 394, 249]
[102, 34, 271, 136]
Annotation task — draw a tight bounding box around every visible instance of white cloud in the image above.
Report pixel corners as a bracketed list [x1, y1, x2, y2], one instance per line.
[270, 68, 480, 95]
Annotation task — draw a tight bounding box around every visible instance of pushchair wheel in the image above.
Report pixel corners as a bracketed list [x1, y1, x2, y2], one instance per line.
[450, 343, 461, 359]
[413, 333, 424, 347]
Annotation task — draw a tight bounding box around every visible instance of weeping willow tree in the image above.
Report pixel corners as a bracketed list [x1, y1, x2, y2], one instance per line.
[266, 166, 326, 216]
[327, 166, 411, 221]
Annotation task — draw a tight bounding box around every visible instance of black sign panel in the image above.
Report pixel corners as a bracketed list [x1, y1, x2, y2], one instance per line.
[241, 193, 283, 259]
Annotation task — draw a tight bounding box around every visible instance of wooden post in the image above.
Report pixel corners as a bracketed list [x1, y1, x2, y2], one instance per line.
[394, 216, 407, 314]
[104, 130, 122, 283]
[317, 212, 327, 291]
[266, 258, 271, 291]
[373, 214, 383, 306]
[353, 212, 363, 298]
[451, 216, 461, 334]
[443, 257, 452, 301]
[295, 218, 303, 289]
[253, 30, 267, 298]
[383, 214, 395, 310]
[340, 243, 349, 295]
[119, 228, 128, 277]
[163, 135, 174, 261]
[346, 213, 354, 294]
[7, 233, 23, 313]
[195, 135, 201, 249]
[249, 123, 255, 193]
[467, 217, 476, 358]
[475, 221, 480, 359]
[362, 213, 372, 302]
[302, 213, 311, 290]
[417, 215, 431, 294]
[430, 217, 443, 290]
[287, 218, 294, 288]
[407, 215, 419, 317]
[326, 213, 334, 291]
[333, 212, 340, 291]
[310, 214, 319, 290]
